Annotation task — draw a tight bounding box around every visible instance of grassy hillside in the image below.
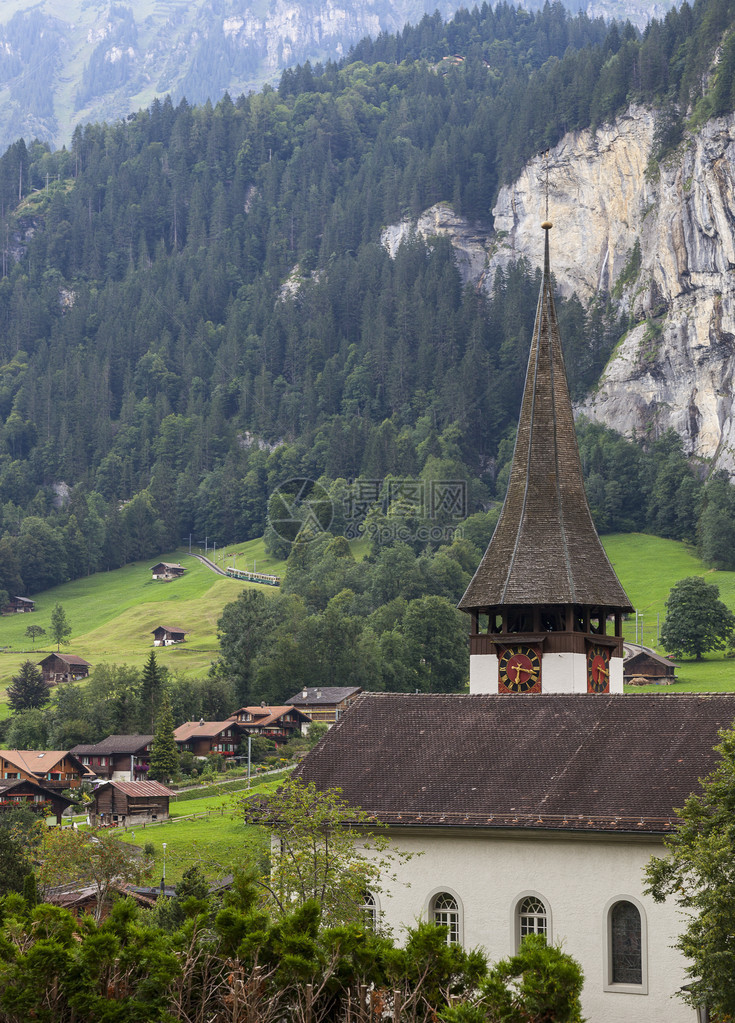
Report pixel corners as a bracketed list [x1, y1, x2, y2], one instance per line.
[602, 534, 735, 691]
[0, 537, 287, 691]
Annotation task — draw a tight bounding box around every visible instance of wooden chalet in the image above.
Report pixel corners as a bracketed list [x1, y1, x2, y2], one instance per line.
[229, 705, 311, 744]
[90, 780, 175, 826]
[174, 720, 238, 757]
[624, 649, 677, 686]
[150, 562, 185, 581]
[1, 595, 34, 614]
[152, 625, 188, 646]
[0, 749, 91, 790]
[70, 736, 154, 782]
[285, 686, 363, 725]
[0, 778, 73, 824]
[38, 653, 91, 685]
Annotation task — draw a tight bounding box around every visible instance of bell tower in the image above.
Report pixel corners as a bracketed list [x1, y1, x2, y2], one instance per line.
[458, 221, 632, 694]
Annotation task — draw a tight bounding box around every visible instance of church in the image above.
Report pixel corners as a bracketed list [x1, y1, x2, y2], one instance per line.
[296, 221, 733, 1022]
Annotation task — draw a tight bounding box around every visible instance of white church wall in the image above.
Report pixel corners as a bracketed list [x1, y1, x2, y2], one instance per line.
[470, 653, 625, 694]
[371, 828, 695, 1023]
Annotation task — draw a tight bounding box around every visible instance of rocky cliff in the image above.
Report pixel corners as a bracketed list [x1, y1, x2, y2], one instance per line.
[384, 106, 735, 471]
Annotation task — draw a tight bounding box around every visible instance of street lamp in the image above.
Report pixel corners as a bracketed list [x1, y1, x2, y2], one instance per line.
[162, 842, 167, 889]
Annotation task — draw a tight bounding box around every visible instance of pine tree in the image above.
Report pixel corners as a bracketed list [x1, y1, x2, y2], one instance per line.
[148, 693, 178, 783]
[7, 661, 51, 712]
[139, 651, 164, 733]
[49, 603, 71, 651]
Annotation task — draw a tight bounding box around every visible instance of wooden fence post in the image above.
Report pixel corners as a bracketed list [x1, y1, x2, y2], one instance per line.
[359, 984, 368, 1023]
[393, 989, 402, 1023]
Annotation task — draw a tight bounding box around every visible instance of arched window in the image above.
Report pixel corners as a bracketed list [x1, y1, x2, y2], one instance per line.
[610, 901, 642, 984]
[604, 896, 648, 994]
[518, 895, 548, 942]
[431, 892, 460, 945]
[362, 891, 378, 929]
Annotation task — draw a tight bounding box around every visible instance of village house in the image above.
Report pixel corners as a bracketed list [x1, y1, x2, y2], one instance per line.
[150, 562, 185, 581]
[151, 625, 188, 646]
[70, 735, 154, 782]
[0, 749, 91, 790]
[229, 704, 311, 744]
[285, 686, 362, 725]
[0, 777, 73, 824]
[38, 653, 91, 685]
[173, 720, 238, 757]
[1, 595, 34, 614]
[90, 780, 175, 826]
[624, 649, 677, 686]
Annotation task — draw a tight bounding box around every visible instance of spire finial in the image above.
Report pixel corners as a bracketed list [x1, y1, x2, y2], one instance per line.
[541, 150, 552, 231]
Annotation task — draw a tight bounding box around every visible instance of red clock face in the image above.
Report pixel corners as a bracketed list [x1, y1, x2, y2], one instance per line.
[499, 646, 542, 694]
[587, 646, 610, 693]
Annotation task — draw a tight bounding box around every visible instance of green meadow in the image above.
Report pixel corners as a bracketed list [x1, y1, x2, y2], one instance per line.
[2, 530, 735, 698]
[0, 537, 287, 690]
[602, 534, 735, 691]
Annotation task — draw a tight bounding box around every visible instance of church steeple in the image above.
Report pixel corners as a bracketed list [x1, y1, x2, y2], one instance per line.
[460, 222, 632, 695]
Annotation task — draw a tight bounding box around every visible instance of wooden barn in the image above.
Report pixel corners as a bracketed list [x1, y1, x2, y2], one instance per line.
[1, 595, 34, 614]
[151, 625, 188, 646]
[38, 653, 91, 685]
[150, 562, 185, 581]
[90, 780, 175, 826]
[624, 649, 677, 686]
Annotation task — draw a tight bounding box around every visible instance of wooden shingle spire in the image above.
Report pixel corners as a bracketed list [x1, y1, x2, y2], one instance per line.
[459, 224, 632, 613]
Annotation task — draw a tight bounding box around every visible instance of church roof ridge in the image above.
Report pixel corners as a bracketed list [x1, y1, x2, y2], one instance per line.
[459, 224, 632, 612]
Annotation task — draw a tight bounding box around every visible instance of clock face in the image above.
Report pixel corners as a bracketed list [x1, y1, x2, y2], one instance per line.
[587, 645, 610, 693]
[499, 646, 542, 694]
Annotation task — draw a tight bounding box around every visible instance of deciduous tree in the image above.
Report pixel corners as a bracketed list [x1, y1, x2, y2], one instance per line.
[24, 624, 45, 648]
[660, 576, 735, 660]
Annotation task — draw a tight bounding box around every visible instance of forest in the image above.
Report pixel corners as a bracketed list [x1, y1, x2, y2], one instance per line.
[2, 0, 735, 604]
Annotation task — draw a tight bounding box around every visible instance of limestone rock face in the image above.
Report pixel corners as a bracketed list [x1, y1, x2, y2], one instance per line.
[381, 203, 490, 285]
[382, 106, 735, 469]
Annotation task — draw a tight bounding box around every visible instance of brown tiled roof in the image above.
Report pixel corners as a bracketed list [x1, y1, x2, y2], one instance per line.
[174, 721, 235, 740]
[230, 705, 310, 726]
[295, 692, 735, 834]
[70, 735, 154, 756]
[459, 227, 631, 613]
[286, 686, 362, 706]
[152, 625, 188, 634]
[2, 750, 81, 774]
[99, 781, 176, 797]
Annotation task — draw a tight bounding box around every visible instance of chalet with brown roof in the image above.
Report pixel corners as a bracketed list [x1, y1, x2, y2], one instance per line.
[174, 720, 238, 757]
[0, 778, 73, 824]
[150, 562, 185, 581]
[70, 736, 154, 782]
[297, 691, 735, 1023]
[0, 749, 91, 790]
[624, 648, 677, 686]
[1, 595, 34, 614]
[90, 780, 175, 826]
[152, 625, 188, 646]
[38, 653, 91, 685]
[229, 705, 311, 744]
[285, 686, 362, 725]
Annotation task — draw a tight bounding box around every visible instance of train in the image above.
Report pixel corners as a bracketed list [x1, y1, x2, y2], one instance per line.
[226, 566, 281, 587]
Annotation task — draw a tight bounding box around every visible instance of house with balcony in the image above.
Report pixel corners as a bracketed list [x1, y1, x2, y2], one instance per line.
[0, 778, 73, 823]
[173, 720, 238, 757]
[1, 595, 34, 614]
[0, 749, 91, 790]
[70, 735, 154, 782]
[285, 686, 363, 726]
[229, 705, 311, 744]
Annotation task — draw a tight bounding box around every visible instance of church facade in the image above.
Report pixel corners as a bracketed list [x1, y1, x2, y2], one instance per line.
[296, 223, 725, 1021]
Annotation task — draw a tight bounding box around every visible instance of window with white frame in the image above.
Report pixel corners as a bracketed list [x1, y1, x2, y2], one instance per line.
[610, 901, 642, 984]
[362, 891, 378, 930]
[518, 895, 548, 942]
[432, 892, 460, 945]
[603, 896, 648, 994]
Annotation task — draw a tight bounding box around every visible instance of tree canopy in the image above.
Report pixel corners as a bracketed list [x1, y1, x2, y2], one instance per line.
[660, 576, 735, 660]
